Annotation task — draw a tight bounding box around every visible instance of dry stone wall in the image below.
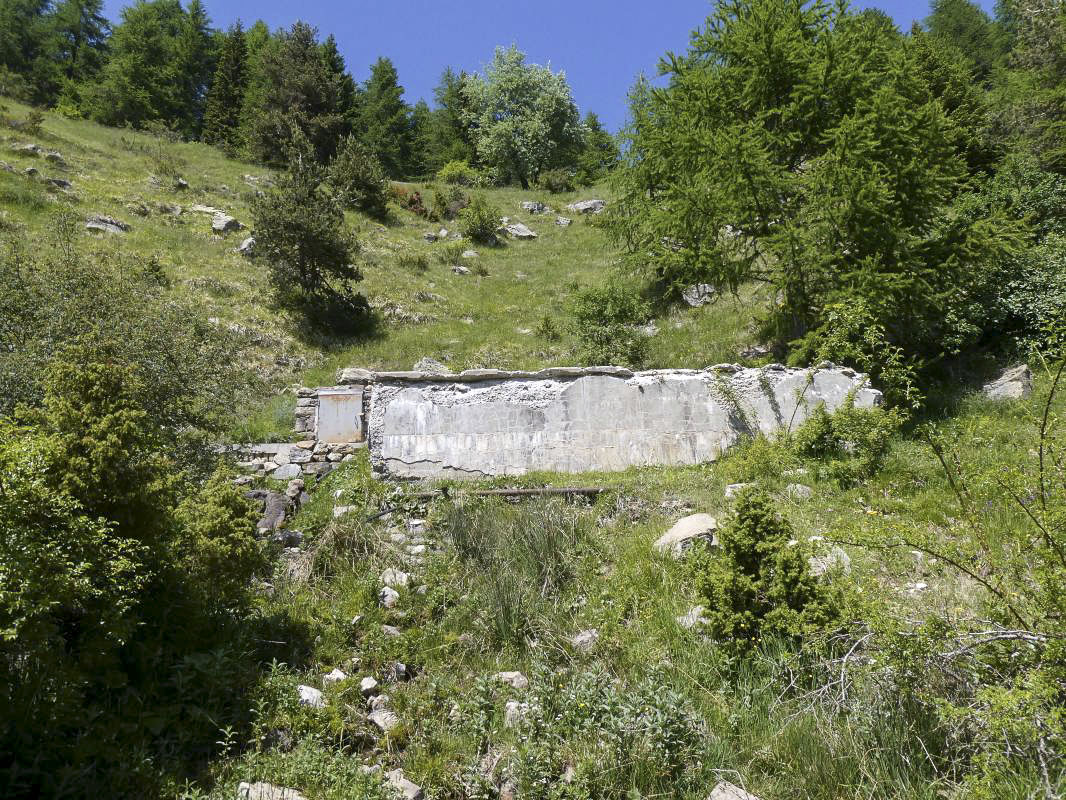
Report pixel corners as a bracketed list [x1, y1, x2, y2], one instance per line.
[306, 364, 880, 479]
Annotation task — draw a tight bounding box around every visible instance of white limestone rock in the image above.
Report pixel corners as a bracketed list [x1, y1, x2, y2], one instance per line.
[709, 781, 761, 800]
[982, 364, 1032, 401]
[236, 781, 308, 800]
[495, 671, 529, 690]
[654, 514, 719, 558]
[297, 685, 325, 708]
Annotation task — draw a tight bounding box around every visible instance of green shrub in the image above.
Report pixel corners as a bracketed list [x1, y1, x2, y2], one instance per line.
[397, 249, 429, 271]
[537, 167, 574, 193]
[459, 193, 501, 244]
[694, 490, 844, 651]
[434, 241, 465, 265]
[569, 282, 651, 367]
[329, 134, 389, 219]
[535, 313, 561, 341]
[437, 159, 478, 186]
[791, 398, 903, 486]
[430, 185, 468, 221]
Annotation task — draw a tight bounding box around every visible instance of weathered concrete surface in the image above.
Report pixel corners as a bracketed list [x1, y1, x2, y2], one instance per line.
[317, 387, 364, 443]
[353, 364, 878, 479]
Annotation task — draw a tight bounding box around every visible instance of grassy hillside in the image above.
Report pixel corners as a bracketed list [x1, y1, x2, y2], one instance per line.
[4, 101, 1060, 800]
[0, 100, 758, 402]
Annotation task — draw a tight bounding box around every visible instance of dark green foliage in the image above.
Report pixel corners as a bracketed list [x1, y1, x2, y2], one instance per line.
[356, 56, 413, 178]
[574, 110, 619, 185]
[202, 21, 247, 152]
[695, 491, 844, 651]
[614, 0, 1014, 366]
[537, 167, 573, 193]
[240, 21, 353, 165]
[328, 133, 389, 219]
[251, 135, 367, 331]
[568, 282, 650, 367]
[792, 399, 903, 485]
[458, 192, 500, 244]
[412, 67, 477, 176]
[924, 0, 1004, 79]
[85, 0, 213, 135]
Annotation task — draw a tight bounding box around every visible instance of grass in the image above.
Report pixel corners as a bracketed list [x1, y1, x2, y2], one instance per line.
[0, 99, 757, 406]
[177, 369, 1060, 800]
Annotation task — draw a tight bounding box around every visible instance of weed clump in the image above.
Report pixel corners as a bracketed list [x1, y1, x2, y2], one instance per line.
[459, 194, 501, 245]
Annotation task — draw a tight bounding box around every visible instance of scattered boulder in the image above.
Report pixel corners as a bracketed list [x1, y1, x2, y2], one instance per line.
[271, 463, 302, 481]
[191, 204, 226, 215]
[520, 201, 550, 214]
[237, 236, 255, 256]
[503, 221, 537, 239]
[677, 605, 709, 630]
[566, 199, 606, 215]
[495, 671, 529, 690]
[380, 586, 400, 608]
[236, 781, 308, 800]
[23, 166, 38, 178]
[709, 781, 761, 800]
[504, 700, 530, 727]
[681, 284, 715, 307]
[570, 628, 599, 652]
[13, 143, 40, 156]
[360, 676, 380, 697]
[381, 624, 401, 637]
[809, 546, 851, 577]
[555, 216, 572, 227]
[784, 483, 813, 501]
[452, 265, 471, 275]
[423, 231, 438, 242]
[381, 568, 410, 587]
[368, 709, 401, 734]
[297, 685, 326, 708]
[461, 249, 478, 259]
[85, 214, 130, 235]
[43, 150, 65, 165]
[244, 489, 287, 533]
[386, 769, 424, 800]
[173, 177, 189, 190]
[385, 661, 408, 682]
[45, 177, 71, 190]
[654, 514, 719, 558]
[323, 668, 347, 686]
[738, 344, 772, 360]
[413, 357, 451, 374]
[981, 364, 1032, 401]
[725, 483, 752, 499]
[212, 214, 241, 234]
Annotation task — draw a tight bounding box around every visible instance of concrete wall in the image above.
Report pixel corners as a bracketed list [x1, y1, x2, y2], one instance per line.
[310, 363, 879, 479]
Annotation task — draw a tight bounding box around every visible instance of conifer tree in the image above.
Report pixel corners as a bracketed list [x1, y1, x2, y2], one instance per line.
[357, 56, 413, 178]
[240, 21, 352, 165]
[172, 0, 213, 135]
[203, 21, 247, 152]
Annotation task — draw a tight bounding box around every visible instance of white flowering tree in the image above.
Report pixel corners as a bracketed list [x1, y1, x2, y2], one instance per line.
[463, 45, 585, 188]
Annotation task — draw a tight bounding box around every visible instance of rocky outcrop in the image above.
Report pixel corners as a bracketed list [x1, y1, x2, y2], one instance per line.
[982, 364, 1032, 401]
[566, 199, 606, 214]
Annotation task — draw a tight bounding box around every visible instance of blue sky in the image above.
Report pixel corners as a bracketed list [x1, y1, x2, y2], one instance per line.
[103, 0, 996, 133]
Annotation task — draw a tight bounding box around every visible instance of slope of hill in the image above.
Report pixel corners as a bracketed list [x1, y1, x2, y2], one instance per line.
[3, 102, 1061, 800]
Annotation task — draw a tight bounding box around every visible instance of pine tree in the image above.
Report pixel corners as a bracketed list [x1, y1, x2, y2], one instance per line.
[50, 0, 110, 86]
[202, 21, 247, 152]
[240, 21, 352, 165]
[357, 56, 412, 178]
[574, 111, 619, 185]
[172, 0, 213, 136]
[86, 0, 187, 128]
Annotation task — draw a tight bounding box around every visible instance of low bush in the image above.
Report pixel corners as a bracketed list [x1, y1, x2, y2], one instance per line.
[693, 490, 846, 652]
[397, 249, 429, 271]
[437, 159, 478, 186]
[537, 167, 574, 193]
[568, 282, 651, 367]
[444, 498, 593, 645]
[459, 194, 501, 245]
[791, 398, 903, 486]
[434, 241, 466, 265]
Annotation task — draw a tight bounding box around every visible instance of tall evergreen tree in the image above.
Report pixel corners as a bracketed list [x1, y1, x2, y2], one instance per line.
[357, 56, 412, 178]
[86, 0, 187, 128]
[240, 21, 352, 165]
[0, 0, 59, 103]
[202, 21, 247, 152]
[172, 0, 213, 135]
[51, 0, 110, 86]
[925, 0, 1003, 79]
[321, 34, 358, 126]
